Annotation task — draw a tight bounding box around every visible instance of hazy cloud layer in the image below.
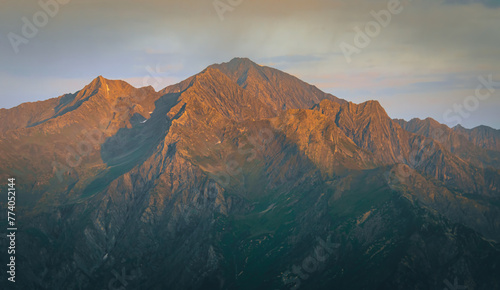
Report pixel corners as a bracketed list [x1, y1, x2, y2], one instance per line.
[0, 0, 498, 128]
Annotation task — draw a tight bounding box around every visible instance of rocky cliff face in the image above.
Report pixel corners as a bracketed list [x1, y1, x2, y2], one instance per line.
[1, 58, 499, 290]
[396, 117, 500, 170]
[454, 124, 500, 152]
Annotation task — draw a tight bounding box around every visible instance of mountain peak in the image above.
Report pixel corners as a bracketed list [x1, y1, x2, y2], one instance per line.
[423, 117, 441, 125]
[89, 75, 106, 87]
[209, 57, 260, 78]
[349, 99, 387, 116]
[3, 57, 500, 290]
[362, 99, 383, 109]
[85, 76, 145, 95]
[227, 57, 258, 66]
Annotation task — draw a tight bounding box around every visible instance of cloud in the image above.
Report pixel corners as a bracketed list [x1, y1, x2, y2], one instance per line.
[0, 0, 498, 128]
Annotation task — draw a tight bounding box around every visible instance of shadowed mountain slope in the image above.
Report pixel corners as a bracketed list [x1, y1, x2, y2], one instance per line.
[0, 58, 499, 290]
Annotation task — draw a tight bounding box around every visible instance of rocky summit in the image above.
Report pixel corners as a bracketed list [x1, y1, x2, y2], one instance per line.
[0, 58, 499, 290]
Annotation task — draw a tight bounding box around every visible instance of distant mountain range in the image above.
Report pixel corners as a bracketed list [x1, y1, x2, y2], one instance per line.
[0, 58, 499, 290]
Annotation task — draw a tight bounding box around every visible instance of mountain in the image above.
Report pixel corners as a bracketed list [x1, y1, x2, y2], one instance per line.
[395, 118, 500, 169]
[1, 58, 499, 290]
[0, 76, 160, 208]
[208, 58, 346, 111]
[453, 124, 500, 152]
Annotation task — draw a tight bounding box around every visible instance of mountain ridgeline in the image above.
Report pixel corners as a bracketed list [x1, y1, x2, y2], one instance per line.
[0, 58, 499, 290]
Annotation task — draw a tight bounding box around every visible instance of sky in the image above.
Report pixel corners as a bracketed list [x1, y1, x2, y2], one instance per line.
[0, 0, 499, 129]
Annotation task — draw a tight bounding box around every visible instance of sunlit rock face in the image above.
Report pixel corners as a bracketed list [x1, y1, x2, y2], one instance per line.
[1, 58, 499, 290]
